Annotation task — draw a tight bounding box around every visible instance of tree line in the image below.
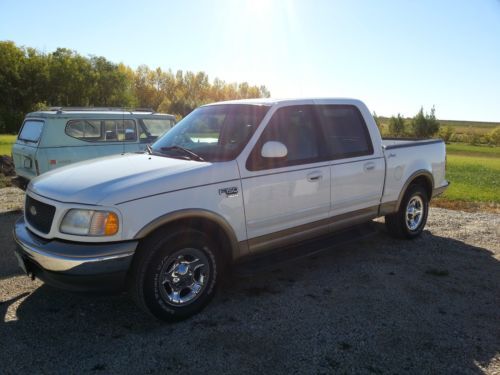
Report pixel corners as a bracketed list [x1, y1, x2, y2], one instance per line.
[373, 106, 440, 139]
[0, 41, 271, 133]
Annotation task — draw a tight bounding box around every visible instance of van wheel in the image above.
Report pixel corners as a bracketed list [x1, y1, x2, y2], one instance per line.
[129, 229, 219, 321]
[385, 184, 429, 239]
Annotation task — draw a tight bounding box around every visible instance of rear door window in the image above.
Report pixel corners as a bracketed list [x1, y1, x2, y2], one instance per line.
[316, 105, 373, 159]
[18, 120, 44, 143]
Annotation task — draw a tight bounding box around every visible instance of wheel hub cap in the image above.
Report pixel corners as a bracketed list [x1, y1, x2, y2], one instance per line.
[406, 195, 424, 231]
[158, 248, 209, 306]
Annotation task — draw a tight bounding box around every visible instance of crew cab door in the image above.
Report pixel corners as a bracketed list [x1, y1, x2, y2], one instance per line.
[239, 105, 331, 252]
[315, 105, 385, 217]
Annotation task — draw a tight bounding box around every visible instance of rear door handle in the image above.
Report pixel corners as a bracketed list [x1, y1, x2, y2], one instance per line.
[364, 162, 375, 172]
[307, 172, 323, 182]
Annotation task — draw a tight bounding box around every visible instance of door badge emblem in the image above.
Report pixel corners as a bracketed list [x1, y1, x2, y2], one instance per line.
[218, 187, 238, 197]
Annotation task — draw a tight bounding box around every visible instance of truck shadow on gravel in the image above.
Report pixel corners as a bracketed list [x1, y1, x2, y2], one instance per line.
[1, 222, 499, 374]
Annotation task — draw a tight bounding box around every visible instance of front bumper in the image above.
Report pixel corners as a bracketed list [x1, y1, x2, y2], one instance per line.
[13, 217, 138, 291]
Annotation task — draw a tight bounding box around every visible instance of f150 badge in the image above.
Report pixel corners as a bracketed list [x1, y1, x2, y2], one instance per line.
[218, 187, 239, 197]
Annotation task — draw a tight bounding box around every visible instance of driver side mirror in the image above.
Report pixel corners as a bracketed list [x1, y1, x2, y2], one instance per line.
[261, 141, 288, 158]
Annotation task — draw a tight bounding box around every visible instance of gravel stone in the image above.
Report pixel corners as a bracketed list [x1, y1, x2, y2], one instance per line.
[0, 188, 498, 374]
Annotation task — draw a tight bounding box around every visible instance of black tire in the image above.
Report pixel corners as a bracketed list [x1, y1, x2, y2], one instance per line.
[385, 184, 429, 239]
[129, 229, 220, 321]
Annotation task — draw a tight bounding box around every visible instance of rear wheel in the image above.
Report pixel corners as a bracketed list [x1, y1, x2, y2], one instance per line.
[129, 229, 219, 321]
[385, 184, 429, 239]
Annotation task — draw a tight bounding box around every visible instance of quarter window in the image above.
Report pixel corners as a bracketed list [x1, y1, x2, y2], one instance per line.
[316, 105, 373, 159]
[66, 120, 137, 142]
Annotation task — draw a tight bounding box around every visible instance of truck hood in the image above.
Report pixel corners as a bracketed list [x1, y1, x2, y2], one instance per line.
[29, 153, 240, 205]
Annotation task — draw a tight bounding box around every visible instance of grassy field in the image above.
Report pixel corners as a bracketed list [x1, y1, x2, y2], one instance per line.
[432, 143, 500, 211]
[0, 135, 16, 156]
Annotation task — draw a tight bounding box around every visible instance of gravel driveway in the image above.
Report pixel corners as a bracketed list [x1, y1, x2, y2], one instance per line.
[0, 188, 499, 374]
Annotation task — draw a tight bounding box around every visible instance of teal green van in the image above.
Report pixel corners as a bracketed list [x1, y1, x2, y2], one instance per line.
[12, 108, 175, 188]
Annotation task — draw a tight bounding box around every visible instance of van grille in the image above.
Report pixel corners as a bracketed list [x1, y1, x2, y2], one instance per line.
[25, 195, 55, 234]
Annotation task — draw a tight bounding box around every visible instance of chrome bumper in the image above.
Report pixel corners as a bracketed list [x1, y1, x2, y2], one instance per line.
[13, 217, 138, 275]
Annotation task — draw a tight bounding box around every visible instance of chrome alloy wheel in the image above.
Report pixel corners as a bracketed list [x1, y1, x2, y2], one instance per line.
[406, 195, 424, 231]
[158, 248, 210, 306]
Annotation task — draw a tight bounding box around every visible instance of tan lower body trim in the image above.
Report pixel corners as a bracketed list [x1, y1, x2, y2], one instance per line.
[378, 201, 398, 216]
[245, 206, 379, 255]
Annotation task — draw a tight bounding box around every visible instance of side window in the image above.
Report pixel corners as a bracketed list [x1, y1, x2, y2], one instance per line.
[104, 120, 137, 141]
[66, 120, 102, 141]
[247, 106, 323, 170]
[317, 105, 373, 159]
[66, 119, 137, 142]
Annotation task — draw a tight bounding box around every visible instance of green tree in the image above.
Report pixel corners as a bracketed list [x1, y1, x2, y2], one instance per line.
[388, 113, 405, 136]
[411, 106, 440, 138]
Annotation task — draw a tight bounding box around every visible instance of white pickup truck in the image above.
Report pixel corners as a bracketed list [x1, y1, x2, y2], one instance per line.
[13, 98, 448, 321]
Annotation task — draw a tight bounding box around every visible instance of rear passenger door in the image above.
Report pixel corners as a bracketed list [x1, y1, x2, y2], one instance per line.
[316, 105, 385, 217]
[240, 105, 331, 250]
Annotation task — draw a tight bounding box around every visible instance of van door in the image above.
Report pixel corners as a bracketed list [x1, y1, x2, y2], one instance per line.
[12, 119, 44, 180]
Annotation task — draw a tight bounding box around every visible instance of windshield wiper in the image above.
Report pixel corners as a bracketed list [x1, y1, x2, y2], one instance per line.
[146, 144, 153, 154]
[160, 146, 205, 162]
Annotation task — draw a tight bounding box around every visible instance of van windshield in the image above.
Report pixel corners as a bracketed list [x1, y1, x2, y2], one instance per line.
[151, 104, 270, 162]
[18, 120, 44, 143]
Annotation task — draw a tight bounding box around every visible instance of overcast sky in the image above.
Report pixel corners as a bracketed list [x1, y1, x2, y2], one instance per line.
[1, 0, 499, 121]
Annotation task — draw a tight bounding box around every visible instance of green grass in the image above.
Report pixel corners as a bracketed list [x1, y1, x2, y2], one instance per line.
[440, 154, 500, 203]
[0, 134, 16, 156]
[446, 143, 500, 158]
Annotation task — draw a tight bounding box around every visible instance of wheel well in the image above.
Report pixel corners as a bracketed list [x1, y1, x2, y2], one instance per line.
[139, 217, 234, 267]
[409, 175, 433, 200]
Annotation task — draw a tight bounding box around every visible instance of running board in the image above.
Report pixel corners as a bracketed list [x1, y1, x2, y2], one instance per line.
[234, 222, 377, 276]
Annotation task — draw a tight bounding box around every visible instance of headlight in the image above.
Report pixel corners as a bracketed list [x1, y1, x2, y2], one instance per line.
[60, 209, 119, 236]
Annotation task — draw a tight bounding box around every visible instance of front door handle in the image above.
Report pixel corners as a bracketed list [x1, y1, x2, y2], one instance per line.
[307, 172, 323, 182]
[364, 162, 375, 172]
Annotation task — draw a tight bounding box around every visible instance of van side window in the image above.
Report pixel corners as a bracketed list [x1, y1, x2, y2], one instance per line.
[247, 106, 324, 170]
[316, 105, 373, 159]
[66, 120, 137, 142]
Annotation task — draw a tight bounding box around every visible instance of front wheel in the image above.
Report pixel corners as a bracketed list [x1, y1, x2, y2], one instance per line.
[129, 229, 219, 321]
[385, 184, 429, 239]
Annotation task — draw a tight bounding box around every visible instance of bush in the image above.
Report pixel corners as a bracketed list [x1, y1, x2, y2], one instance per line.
[488, 127, 500, 146]
[388, 114, 405, 137]
[411, 106, 440, 138]
[467, 127, 481, 145]
[438, 125, 454, 144]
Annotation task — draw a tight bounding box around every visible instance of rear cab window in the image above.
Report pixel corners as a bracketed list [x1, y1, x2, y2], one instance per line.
[316, 105, 373, 159]
[18, 120, 44, 143]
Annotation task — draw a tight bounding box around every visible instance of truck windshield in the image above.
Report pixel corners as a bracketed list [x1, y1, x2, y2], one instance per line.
[151, 104, 270, 162]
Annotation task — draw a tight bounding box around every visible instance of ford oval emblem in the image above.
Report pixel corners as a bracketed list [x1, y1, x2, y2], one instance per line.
[29, 205, 37, 216]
